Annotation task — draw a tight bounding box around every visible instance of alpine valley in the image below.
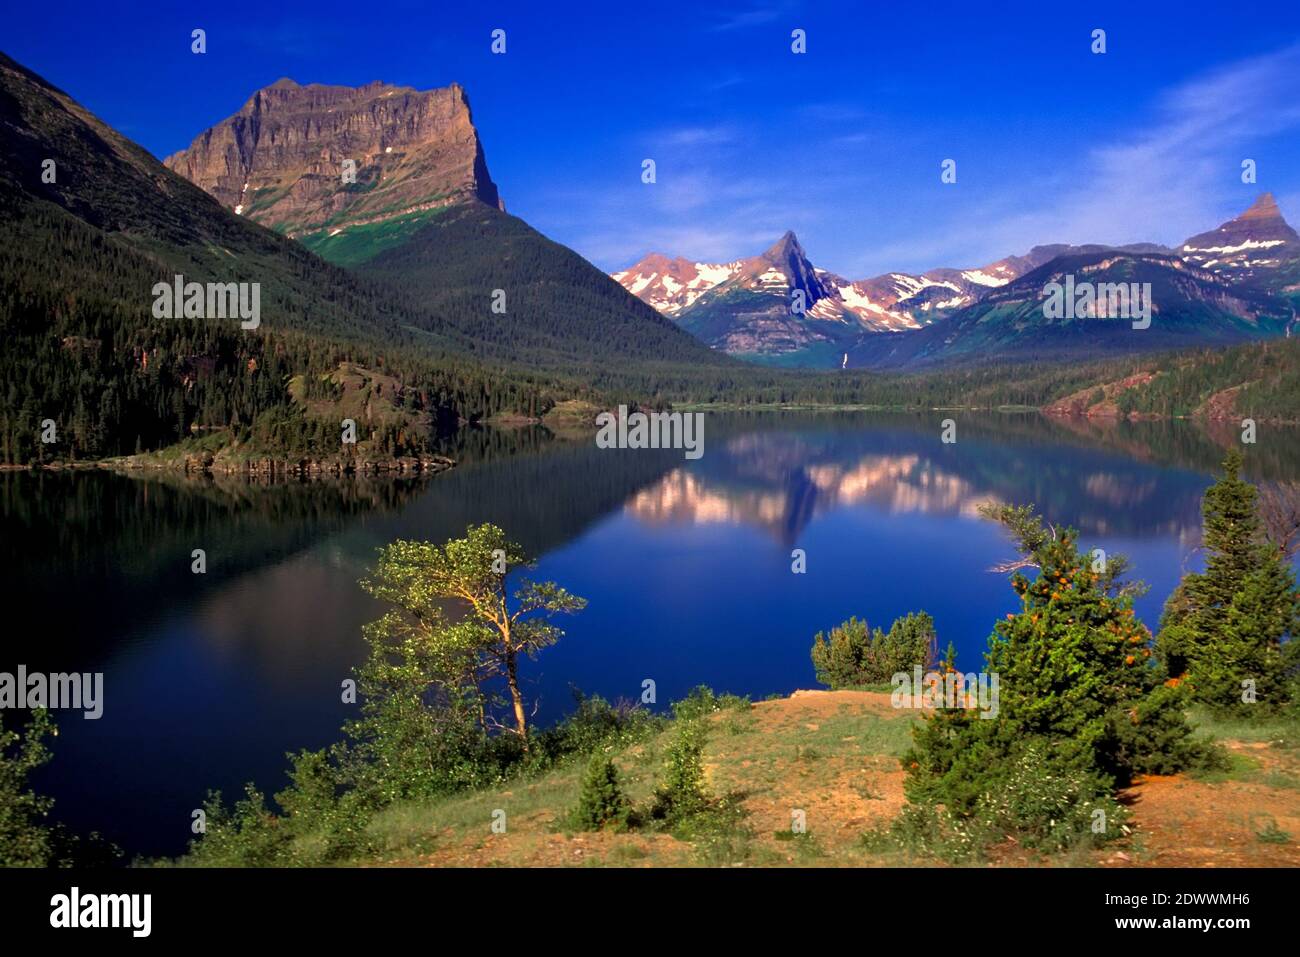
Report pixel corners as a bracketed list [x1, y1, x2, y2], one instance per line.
[5, 46, 1300, 472]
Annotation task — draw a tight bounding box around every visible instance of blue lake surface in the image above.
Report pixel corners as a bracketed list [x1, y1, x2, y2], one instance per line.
[4, 410, 1297, 856]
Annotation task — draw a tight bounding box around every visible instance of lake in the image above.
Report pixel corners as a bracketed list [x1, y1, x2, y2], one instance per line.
[4, 411, 1298, 858]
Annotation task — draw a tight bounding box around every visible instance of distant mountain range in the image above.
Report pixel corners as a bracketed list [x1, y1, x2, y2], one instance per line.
[614, 195, 1300, 367]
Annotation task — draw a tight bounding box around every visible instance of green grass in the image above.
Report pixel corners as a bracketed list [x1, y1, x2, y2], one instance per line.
[298, 207, 449, 267]
[1188, 707, 1300, 749]
[168, 692, 1300, 868]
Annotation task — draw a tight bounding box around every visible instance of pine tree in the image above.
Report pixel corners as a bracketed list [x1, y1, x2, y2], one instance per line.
[570, 755, 629, 832]
[906, 505, 1203, 822]
[810, 612, 936, 688]
[1157, 451, 1299, 713]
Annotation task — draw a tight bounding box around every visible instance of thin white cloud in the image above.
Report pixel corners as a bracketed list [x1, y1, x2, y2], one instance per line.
[708, 1, 798, 32]
[546, 43, 1300, 279]
[866, 43, 1300, 274]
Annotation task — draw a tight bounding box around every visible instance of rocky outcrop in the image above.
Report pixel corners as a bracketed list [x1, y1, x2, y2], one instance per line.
[164, 78, 500, 237]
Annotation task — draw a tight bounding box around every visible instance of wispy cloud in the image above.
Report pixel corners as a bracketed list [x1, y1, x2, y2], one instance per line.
[708, 1, 799, 32]
[866, 43, 1300, 274]
[544, 42, 1300, 279]
[657, 125, 742, 147]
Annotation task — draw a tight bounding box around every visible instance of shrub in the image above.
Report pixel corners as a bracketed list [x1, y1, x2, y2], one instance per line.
[186, 786, 297, 867]
[868, 743, 1126, 861]
[670, 685, 750, 723]
[974, 741, 1127, 854]
[531, 692, 663, 770]
[0, 710, 55, 867]
[650, 720, 711, 824]
[0, 710, 118, 868]
[811, 612, 937, 688]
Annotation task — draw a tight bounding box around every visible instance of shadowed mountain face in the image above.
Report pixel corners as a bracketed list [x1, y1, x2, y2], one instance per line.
[855, 250, 1292, 369]
[0, 52, 436, 347]
[615, 196, 1298, 369]
[354, 202, 731, 369]
[164, 78, 501, 240]
[0, 52, 605, 463]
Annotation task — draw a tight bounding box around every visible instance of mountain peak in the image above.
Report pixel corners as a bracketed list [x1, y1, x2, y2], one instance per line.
[1179, 192, 1297, 275]
[762, 230, 804, 260]
[165, 79, 501, 236]
[1239, 192, 1281, 222]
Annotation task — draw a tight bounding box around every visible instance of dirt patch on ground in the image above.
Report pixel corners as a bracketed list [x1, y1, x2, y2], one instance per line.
[392, 690, 1298, 867]
[776, 688, 903, 718]
[731, 691, 910, 863]
[1042, 371, 1160, 418]
[1195, 381, 1256, 422]
[1101, 740, 1300, 867]
[392, 825, 693, 868]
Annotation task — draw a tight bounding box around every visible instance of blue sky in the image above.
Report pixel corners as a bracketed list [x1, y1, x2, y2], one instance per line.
[9, 1, 1300, 277]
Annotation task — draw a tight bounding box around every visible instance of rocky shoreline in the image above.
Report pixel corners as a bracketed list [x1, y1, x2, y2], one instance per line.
[1, 453, 456, 477]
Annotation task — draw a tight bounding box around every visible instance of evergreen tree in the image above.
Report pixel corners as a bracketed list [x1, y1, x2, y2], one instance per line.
[650, 720, 710, 824]
[1157, 451, 1299, 713]
[570, 755, 629, 831]
[904, 505, 1203, 832]
[810, 612, 937, 688]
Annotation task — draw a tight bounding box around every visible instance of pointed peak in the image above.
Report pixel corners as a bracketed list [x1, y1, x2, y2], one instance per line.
[1239, 192, 1280, 221]
[763, 230, 804, 259]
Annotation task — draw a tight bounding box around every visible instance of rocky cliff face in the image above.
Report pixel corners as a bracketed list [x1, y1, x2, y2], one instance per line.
[164, 78, 501, 238]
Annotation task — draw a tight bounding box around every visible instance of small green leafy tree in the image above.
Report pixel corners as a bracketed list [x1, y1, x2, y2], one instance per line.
[569, 755, 630, 832]
[894, 504, 1206, 856]
[360, 524, 587, 744]
[811, 612, 937, 688]
[189, 525, 590, 865]
[340, 607, 495, 805]
[0, 710, 55, 867]
[1157, 451, 1299, 714]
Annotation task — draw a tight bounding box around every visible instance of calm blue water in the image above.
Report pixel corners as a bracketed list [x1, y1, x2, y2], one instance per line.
[4, 411, 1296, 857]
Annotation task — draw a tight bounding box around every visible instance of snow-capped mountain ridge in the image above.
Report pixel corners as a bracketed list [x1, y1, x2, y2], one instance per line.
[611, 194, 1298, 366]
[1180, 193, 1299, 278]
[614, 234, 1043, 335]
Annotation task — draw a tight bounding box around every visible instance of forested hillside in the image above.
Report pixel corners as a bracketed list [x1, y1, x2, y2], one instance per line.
[0, 53, 577, 464]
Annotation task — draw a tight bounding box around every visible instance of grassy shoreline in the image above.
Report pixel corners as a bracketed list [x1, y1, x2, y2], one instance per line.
[163, 689, 1299, 868]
